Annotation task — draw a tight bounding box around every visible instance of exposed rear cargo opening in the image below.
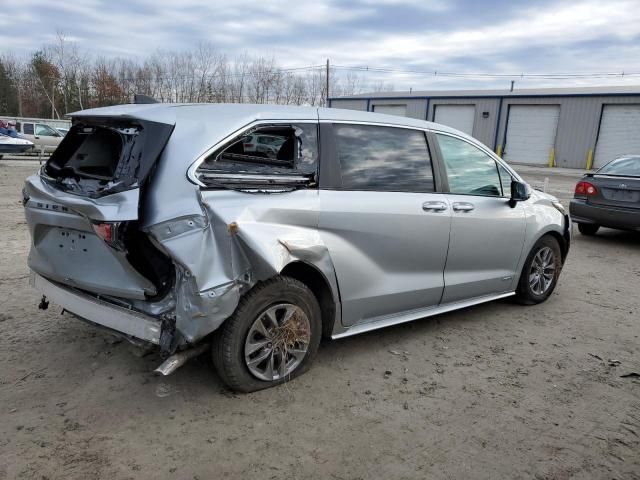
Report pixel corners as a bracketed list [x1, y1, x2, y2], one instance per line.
[42, 118, 174, 198]
[25, 116, 176, 302]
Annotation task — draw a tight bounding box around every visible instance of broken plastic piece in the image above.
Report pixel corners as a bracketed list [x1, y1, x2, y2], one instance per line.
[38, 295, 49, 310]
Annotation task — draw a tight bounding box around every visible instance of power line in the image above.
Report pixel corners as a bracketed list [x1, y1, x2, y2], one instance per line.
[331, 65, 640, 80]
[34, 64, 327, 83]
[28, 61, 640, 83]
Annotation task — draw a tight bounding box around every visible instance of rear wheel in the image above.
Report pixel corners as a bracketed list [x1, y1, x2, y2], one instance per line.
[212, 276, 321, 392]
[578, 223, 599, 235]
[515, 235, 562, 305]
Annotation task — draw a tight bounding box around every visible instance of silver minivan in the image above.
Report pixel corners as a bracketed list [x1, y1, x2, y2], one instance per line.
[23, 103, 570, 392]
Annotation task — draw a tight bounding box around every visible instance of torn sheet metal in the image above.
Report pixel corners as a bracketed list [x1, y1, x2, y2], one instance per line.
[143, 188, 340, 345]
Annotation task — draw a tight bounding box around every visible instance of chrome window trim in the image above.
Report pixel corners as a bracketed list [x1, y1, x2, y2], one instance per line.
[187, 119, 318, 187]
[320, 120, 519, 176]
[320, 119, 429, 132]
[187, 118, 522, 187]
[199, 173, 311, 183]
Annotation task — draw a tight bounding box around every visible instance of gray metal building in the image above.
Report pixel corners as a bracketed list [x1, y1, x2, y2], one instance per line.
[329, 86, 640, 169]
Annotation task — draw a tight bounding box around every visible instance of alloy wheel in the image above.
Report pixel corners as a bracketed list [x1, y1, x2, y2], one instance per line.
[244, 303, 311, 381]
[528, 246, 556, 295]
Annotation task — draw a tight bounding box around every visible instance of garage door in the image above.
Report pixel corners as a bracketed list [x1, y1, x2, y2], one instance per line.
[503, 105, 560, 165]
[434, 105, 475, 135]
[594, 105, 640, 168]
[373, 104, 407, 116]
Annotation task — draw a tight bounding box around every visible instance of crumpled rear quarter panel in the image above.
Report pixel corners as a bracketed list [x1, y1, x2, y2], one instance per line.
[145, 188, 341, 343]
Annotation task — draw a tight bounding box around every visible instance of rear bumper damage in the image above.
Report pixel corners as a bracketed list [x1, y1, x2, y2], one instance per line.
[31, 271, 162, 345]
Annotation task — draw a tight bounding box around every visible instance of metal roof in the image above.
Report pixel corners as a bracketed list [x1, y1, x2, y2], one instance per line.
[331, 85, 640, 100]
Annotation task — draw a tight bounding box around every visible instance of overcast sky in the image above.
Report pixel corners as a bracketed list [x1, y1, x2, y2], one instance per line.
[1, 0, 639, 91]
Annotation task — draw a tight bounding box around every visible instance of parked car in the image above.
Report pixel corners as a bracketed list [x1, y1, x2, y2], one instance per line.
[56, 127, 70, 136]
[570, 155, 640, 234]
[23, 104, 570, 392]
[14, 121, 63, 153]
[241, 133, 286, 159]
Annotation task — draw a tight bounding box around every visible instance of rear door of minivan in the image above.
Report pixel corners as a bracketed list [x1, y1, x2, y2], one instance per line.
[24, 118, 174, 300]
[317, 122, 451, 327]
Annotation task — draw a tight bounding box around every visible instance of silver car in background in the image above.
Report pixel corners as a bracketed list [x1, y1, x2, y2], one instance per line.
[13, 120, 64, 153]
[23, 104, 570, 392]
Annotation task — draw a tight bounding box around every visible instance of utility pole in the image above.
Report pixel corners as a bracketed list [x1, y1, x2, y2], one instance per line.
[326, 59, 330, 107]
[51, 83, 55, 119]
[510, 80, 515, 92]
[17, 82, 23, 117]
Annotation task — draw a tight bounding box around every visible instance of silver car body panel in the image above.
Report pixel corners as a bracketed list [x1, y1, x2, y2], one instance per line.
[318, 190, 451, 327]
[24, 175, 156, 299]
[31, 272, 162, 344]
[441, 194, 526, 303]
[24, 103, 568, 347]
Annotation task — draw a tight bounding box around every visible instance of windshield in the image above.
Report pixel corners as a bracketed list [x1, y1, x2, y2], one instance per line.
[598, 156, 640, 177]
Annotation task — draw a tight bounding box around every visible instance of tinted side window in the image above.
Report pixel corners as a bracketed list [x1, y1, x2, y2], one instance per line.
[334, 124, 434, 192]
[23, 123, 34, 135]
[437, 134, 501, 197]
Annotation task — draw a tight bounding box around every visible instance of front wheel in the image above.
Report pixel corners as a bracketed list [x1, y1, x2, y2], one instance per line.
[578, 223, 599, 235]
[212, 276, 322, 392]
[515, 235, 562, 305]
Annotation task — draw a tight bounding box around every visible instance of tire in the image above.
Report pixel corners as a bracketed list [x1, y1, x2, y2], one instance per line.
[515, 235, 562, 305]
[578, 223, 600, 236]
[212, 276, 322, 392]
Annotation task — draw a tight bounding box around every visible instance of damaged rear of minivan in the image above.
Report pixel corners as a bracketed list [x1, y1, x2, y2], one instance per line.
[24, 115, 177, 344]
[24, 104, 329, 392]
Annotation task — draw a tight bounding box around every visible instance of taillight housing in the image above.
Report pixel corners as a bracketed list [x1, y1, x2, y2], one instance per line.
[575, 181, 597, 197]
[92, 221, 122, 248]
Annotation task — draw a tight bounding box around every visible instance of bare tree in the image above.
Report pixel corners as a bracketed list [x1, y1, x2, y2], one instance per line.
[2, 37, 371, 116]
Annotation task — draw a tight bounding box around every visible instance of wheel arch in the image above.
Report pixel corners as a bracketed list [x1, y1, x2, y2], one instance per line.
[514, 224, 568, 290]
[280, 261, 338, 338]
[544, 230, 569, 264]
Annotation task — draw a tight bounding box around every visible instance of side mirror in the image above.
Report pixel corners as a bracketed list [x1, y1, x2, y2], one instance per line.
[509, 180, 530, 208]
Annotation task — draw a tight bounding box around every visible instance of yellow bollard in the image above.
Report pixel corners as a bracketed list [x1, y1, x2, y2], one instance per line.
[548, 147, 555, 168]
[586, 149, 593, 170]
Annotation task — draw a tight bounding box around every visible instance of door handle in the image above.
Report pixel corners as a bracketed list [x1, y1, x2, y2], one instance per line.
[422, 201, 448, 212]
[452, 202, 475, 212]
